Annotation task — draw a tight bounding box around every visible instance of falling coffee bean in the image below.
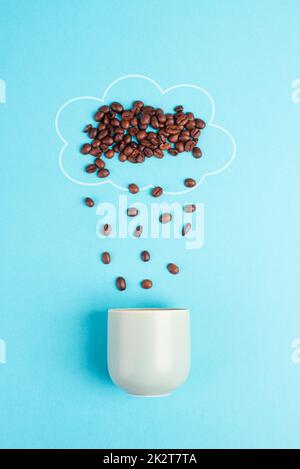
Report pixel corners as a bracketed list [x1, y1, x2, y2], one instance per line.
[103, 224, 111, 236]
[101, 252, 111, 264]
[141, 250, 150, 262]
[184, 178, 196, 188]
[84, 197, 94, 208]
[182, 223, 191, 236]
[159, 213, 172, 224]
[116, 276, 126, 291]
[141, 279, 153, 289]
[184, 204, 196, 213]
[128, 183, 139, 194]
[167, 263, 179, 275]
[151, 186, 163, 197]
[127, 207, 139, 217]
[134, 225, 143, 238]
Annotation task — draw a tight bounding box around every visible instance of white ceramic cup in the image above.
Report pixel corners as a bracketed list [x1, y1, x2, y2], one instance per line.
[107, 308, 190, 397]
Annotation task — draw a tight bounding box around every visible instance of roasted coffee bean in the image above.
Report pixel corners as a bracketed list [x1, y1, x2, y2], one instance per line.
[175, 142, 184, 153]
[101, 252, 111, 264]
[153, 149, 164, 158]
[139, 123, 147, 131]
[184, 141, 195, 152]
[151, 116, 159, 129]
[151, 186, 163, 197]
[92, 139, 101, 148]
[141, 250, 150, 262]
[143, 105, 154, 113]
[195, 118, 206, 129]
[166, 125, 180, 135]
[176, 115, 188, 126]
[85, 164, 97, 173]
[94, 111, 104, 122]
[167, 263, 179, 275]
[184, 178, 196, 188]
[144, 148, 153, 157]
[134, 225, 143, 237]
[122, 110, 134, 120]
[128, 183, 139, 194]
[186, 112, 194, 120]
[95, 158, 105, 169]
[168, 148, 178, 156]
[84, 197, 94, 207]
[127, 207, 139, 217]
[192, 147, 202, 158]
[98, 129, 108, 140]
[111, 118, 120, 127]
[130, 117, 138, 126]
[136, 154, 145, 163]
[114, 133, 123, 143]
[157, 113, 166, 124]
[186, 120, 195, 130]
[111, 102, 123, 113]
[84, 124, 92, 133]
[88, 128, 98, 139]
[140, 113, 151, 125]
[102, 136, 114, 145]
[191, 129, 201, 139]
[121, 119, 130, 129]
[116, 276, 126, 291]
[159, 142, 171, 150]
[119, 153, 127, 162]
[103, 224, 111, 236]
[133, 100, 144, 109]
[123, 134, 132, 144]
[90, 148, 101, 156]
[168, 134, 179, 143]
[99, 105, 110, 113]
[98, 168, 110, 178]
[81, 143, 92, 154]
[174, 105, 184, 112]
[182, 223, 191, 236]
[136, 130, 147, 141]
[105, 149, 114, 159]
[141, 279, 153, 289]
[184, 204, 196, 213]
[159, 213, 172, 224]
[179, 133, 190, 143]
[129, 127, 138, 136]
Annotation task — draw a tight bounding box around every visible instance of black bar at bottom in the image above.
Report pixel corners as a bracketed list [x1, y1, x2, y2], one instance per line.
[0, 449, 299, 465]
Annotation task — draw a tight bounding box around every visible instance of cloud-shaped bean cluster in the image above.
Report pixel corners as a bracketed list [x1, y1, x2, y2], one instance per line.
[55, 75, 236, 195]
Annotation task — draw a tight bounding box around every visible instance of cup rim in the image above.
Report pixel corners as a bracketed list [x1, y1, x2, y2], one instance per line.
[109, 308, 189, 313]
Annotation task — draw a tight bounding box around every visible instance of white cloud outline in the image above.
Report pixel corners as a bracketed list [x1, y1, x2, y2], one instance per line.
[55, 74, 236, 195]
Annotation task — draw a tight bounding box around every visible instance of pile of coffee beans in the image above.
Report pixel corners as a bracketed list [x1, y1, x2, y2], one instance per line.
[81, 101, 205, 187]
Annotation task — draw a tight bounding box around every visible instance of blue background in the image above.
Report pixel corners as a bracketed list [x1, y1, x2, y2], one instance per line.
[1, 0, 300, 449]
